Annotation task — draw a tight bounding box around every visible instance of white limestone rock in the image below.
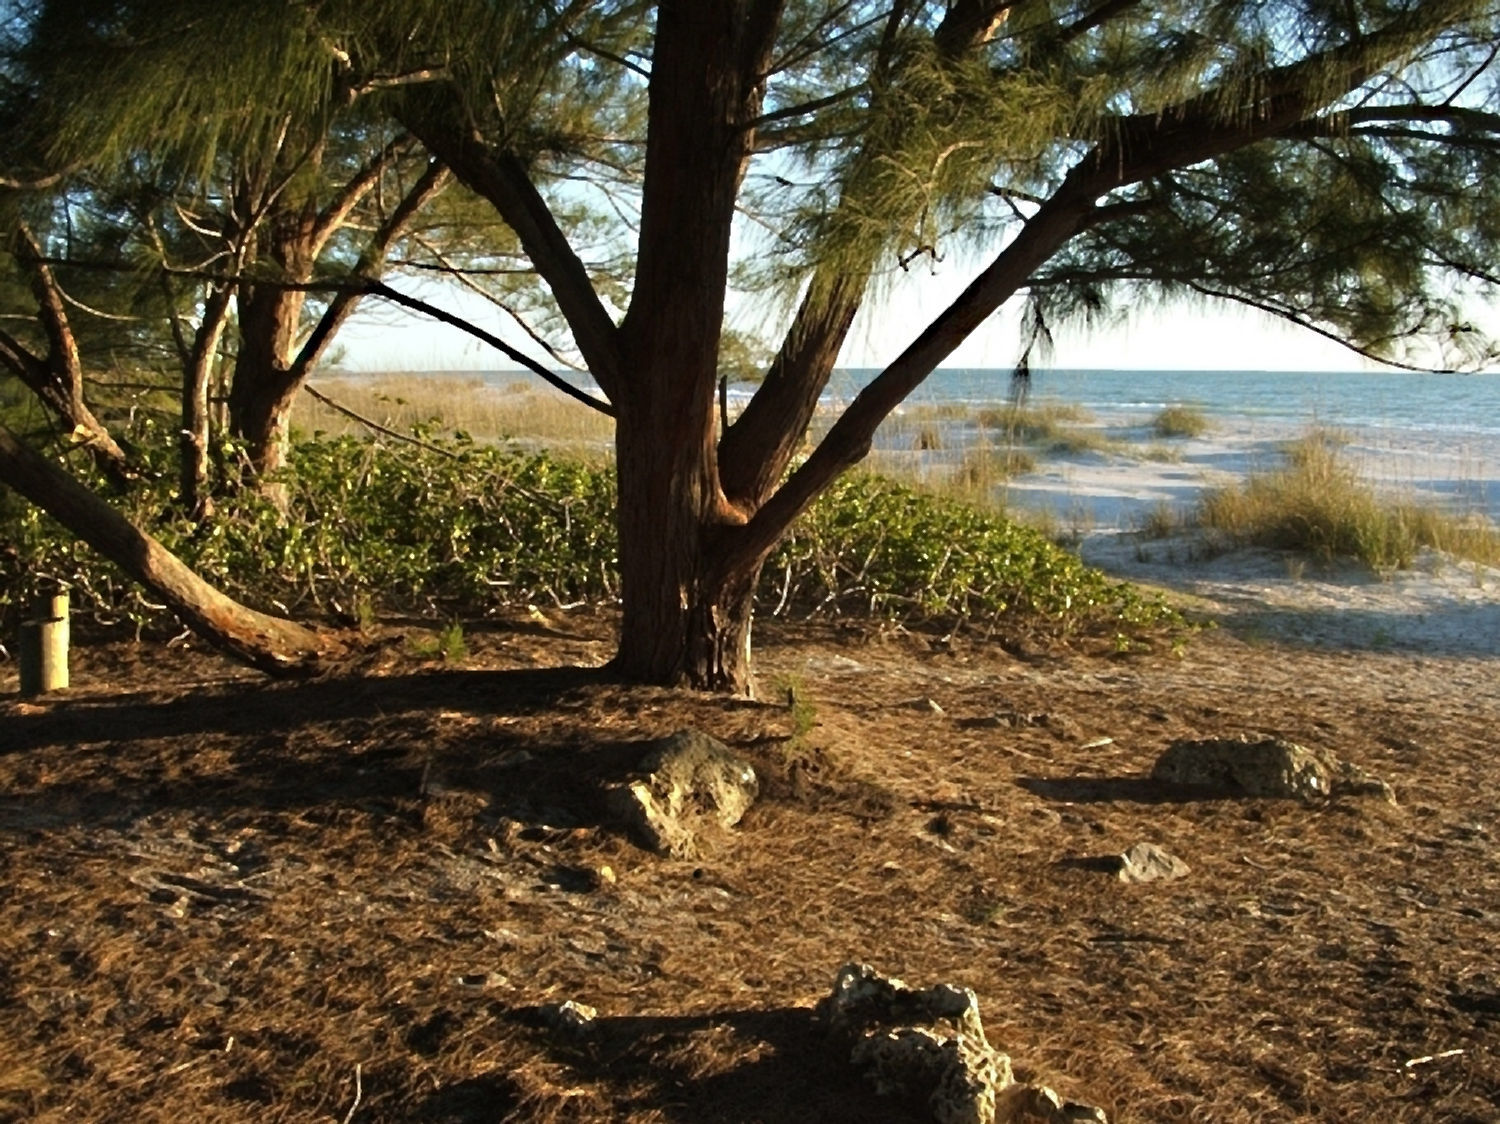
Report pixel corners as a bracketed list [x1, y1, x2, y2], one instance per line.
[820, 963, 1107, 1124]
[604, 729, 760, 858]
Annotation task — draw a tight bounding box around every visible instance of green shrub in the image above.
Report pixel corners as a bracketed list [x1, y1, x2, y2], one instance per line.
[1, 428, 1182, 647]
[769, 472, 1179, 637]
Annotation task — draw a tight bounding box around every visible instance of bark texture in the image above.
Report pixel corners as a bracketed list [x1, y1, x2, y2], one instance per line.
[4, 226, 135, 488]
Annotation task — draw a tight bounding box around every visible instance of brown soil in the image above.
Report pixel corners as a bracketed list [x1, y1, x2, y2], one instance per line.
[1, 612, 1497, 1123]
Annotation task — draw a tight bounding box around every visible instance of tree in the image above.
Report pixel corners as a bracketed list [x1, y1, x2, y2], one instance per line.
[4, 0, 1500, 692]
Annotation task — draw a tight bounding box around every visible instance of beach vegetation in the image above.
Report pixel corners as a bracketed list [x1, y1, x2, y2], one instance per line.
[1152, 406, 1212, 439]
[0, 425, 1182, 649]
[1136, 502, 1185, 540]
[1137, 443, 1185, 463]
[976, 402, 1095, 441]
[3, 3, 1500, 691]
[1195, 432, 1500, 570]
[295, 376, 616, 460]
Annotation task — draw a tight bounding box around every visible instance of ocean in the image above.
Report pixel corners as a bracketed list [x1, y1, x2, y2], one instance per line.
[490, 365, 1500, 524]
[847, 367, 1500, 525]
[866, 367, 1500, 436]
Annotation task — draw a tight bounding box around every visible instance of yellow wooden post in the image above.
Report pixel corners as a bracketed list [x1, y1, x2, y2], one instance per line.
[18, 592, 69, 696]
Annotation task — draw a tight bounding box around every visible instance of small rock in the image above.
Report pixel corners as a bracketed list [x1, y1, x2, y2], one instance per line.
[539, 1000, 597, 1033]
[903, 697, 946, 715]
[604, 729, 759, 858]
[1152, 735, 1395, 803]
[1113, 842, 1190, 884]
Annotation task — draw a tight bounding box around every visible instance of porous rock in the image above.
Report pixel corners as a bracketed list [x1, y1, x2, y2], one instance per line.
[1152, 735, 1395, 803]
[819, 963, 1107, 1124]
[604, 729, 759, 858]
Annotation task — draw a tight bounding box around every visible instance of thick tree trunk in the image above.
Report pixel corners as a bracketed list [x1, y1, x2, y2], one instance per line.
[0, 424, 341, 675]
[613, 403, 767, 694]
[608, 2, 784, 694]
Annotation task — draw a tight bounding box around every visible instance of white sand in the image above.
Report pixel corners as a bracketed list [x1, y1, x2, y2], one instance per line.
[970, 415, 1500, 656]
[1082, 533, 1500, 656]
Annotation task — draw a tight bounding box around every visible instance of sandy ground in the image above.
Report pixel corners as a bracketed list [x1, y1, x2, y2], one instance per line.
[1081, 532, 1500, 657]
[986, 410, 1500, 658]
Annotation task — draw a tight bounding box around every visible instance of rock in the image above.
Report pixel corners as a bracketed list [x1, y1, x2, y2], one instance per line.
[819, 963, 1107, 1124]
[538, 999, 596, 1033]
[902, 696, 946, 714]
[1112, 842, 1190, 884]
[604, 729, 760, 858]
[1152, 735, 1395, 803]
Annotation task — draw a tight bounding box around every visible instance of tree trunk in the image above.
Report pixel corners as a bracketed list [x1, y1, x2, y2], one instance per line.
[227, 282, 305, 502]
[178, 284, 233, 521]
[6, 227, 136, 489]
[613, 401, 767, 694]
[0, 423, 341, 675]
[608, 1, 783, 694]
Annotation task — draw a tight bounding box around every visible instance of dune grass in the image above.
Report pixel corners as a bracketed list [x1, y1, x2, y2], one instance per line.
[1195, 431, 1500, 570]
[975, 401, 1094, 440]
[298, 373, 615, 456]
[1152, 404, 1212, 439]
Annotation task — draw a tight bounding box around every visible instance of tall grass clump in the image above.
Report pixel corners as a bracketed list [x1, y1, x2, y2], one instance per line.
[1196, 431, 1500, 570]
[1152, 404, 1211, 439]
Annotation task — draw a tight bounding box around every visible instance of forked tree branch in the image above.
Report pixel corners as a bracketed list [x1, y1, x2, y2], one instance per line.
[401, 102, 624, 398]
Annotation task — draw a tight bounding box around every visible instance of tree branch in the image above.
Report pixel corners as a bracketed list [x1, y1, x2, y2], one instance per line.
[292, 158, 452, 379]
[736, 170, 1102, 562]
[401, 101, 624, 397]
[309, 133, 413, 257]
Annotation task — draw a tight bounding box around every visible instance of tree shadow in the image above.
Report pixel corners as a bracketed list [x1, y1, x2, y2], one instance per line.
[0, 664, 667, 836]
[411, 1005, 926, 1124]
[2, 663, 612, 751]
[1017, 775, 1229, 805]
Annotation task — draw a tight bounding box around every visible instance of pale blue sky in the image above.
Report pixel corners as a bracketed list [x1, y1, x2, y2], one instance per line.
[331, 265, 1460, 376]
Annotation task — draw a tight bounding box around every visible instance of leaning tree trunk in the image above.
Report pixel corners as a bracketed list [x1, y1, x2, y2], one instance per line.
[0, 423, 340, 675]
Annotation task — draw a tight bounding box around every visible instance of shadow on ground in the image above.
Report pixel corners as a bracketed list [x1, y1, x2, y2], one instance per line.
[1016, 775, 1221, 805]
[414, 1005, 925, 1124]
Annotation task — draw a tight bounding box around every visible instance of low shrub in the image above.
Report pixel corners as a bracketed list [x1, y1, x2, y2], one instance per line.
[2, 428, 1182, 647]
[768, 472, 1179, 637]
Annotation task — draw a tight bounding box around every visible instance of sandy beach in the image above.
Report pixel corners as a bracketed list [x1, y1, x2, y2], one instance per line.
[877, 404, 1500, 657]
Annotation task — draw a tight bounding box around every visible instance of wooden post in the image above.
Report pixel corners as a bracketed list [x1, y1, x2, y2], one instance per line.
[18, 592, 69, 696]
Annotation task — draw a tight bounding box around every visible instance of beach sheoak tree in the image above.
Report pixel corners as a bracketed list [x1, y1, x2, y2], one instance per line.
[3, 0, 1499, 691]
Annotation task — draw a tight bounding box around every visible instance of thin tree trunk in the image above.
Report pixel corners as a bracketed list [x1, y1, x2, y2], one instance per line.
[6, 226, 136, 488]
[0, 423, 341, 675]
[179, 284, 234, 520]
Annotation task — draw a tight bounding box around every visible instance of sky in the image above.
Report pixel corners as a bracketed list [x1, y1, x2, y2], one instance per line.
[330, 260, 1451, 377]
